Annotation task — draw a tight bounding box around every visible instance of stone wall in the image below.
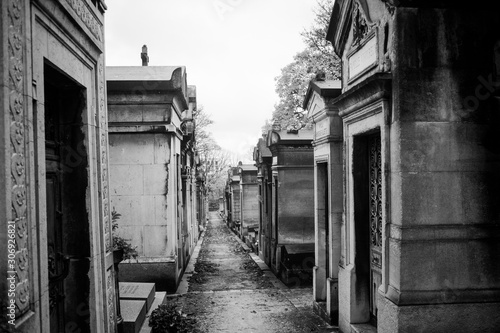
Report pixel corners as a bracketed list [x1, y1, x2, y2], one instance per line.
[109, 133, 172, 258]
[276, 168, 315, 244]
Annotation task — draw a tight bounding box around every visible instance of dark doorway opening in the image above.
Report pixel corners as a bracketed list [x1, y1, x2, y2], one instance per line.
[44, 62, 90, 333]
[316, 162, 329, 301]
[353, 131, 382, 326]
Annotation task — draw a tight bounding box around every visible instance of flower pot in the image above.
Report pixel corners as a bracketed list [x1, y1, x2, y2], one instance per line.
[113, 248, 124, 264]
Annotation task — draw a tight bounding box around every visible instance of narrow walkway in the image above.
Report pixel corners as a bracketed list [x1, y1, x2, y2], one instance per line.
[168, 212, 338, 333]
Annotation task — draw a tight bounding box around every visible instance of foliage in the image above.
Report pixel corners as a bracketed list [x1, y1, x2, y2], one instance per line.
[193, 107, 232, 200]
[149, 303, 198, 333]
[271, 0, 340, 130]
[112, 210, 138, 261]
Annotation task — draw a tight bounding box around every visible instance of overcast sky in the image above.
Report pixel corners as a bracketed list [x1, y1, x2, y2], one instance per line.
[105, 0, 318, 163]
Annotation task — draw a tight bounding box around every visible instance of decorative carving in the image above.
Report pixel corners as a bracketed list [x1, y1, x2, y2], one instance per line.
[8, 0, 30, 317]
[369, 136, 382, 249]
[380, 0, 397, 14]
[106, 269, 115, 331]
[65, 0, 104, 42]
[382, 53, 392, 72]
[351, 2, 369, 47]
[97, 60, 112, 252]
[97, 56, 115, 327]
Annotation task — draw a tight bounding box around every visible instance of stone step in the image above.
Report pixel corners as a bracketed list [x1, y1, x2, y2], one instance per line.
[119, 282, 156, 312]
[120, 299, 147, 333]
[139, 291, 167, 333]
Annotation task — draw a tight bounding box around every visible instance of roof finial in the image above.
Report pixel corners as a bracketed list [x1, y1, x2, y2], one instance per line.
[141, 45, 149, 66]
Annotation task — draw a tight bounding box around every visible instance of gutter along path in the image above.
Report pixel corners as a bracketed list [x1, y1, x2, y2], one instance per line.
[168, 212, 338, 333]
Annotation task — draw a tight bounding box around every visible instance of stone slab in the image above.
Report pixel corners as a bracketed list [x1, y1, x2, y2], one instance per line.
[351, 323, 377, 333]
[120, 282, 156, 312]
[118, 261, 178, 292]
[139, 291, 167, 333]
[120, 299, 147, 333]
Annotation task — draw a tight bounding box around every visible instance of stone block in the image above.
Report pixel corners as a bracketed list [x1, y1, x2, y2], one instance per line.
[118, 225, 144, 256]
[119, 282, 156, 312]
[109, 134, 155, 165]
[400, 171, 463, 225]
[143, 165, 168, 195]
[379, 295, 500, 333]
[388, 238, 401, 290]
[397, 122, 493, 173]
[143, 226, 169, 257]
[399, 122, 458, 172]
[461, 171, 500, 223]
[108, 105, 143, 123]
[153, 134, 170, 164]
[141, 105, 170, 123]
[139, 292, 167, 333]
[110, 164, 144, 195]
[154, 195, 168, 224]
[118, 261, 178, 292]
[400, 241, 438, 290]
[397, 68, 460, 123]
[120, 300, 147, 333]
[466, 240, 500, 289]
[111, 195, 155, 228]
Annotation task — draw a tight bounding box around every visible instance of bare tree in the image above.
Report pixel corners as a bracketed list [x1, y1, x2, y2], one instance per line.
[193, 106, 232, 200]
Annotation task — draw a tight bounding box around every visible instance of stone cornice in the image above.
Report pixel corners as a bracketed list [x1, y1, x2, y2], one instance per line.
[63, 0, 104, 44]
[334, 73, 392, 118]
[385, 0, 499, 8]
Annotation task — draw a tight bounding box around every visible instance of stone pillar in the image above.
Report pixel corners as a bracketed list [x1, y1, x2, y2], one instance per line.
[377, 6, 500, 332]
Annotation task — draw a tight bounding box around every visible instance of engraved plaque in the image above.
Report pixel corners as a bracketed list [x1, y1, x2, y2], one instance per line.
[315, 119, 329, 139]
[348, 35, 377, 80]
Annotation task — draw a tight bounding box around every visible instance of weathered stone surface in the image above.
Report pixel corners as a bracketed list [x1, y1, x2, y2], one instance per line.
[119, 261, 178, 293]
[330, 2, 500, 332]
[119, 282, 156, 312]
[120, 300, 147, 333]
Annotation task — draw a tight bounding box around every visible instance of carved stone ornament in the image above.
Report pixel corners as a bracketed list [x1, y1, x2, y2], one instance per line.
[8, 0, 30, 317]
[369, 136, 382, 250]
[65, 0, 104, 42]
[380, 0, 397, 14]
[107, 268, 115, 331]
[351, 2, 370, 47]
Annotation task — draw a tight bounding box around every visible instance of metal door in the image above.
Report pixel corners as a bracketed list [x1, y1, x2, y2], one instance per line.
[368, 135, 382, 322]
[45, 91, 69, 333]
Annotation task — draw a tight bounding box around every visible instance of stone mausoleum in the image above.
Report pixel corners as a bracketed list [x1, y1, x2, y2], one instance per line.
[266, 129, 315, 285]
[324, 0, 500, 332]
[254, 136, 273, 266]
[1, 0, 118, 332]
[236, 164, 259, 245]
[304, 79, 342, 324]
[106, 62, 200, 292]
[225, 165, 241, 232]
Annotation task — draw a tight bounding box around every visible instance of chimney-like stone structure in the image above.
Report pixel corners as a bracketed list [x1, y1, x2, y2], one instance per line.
[141, 45, 149, 66]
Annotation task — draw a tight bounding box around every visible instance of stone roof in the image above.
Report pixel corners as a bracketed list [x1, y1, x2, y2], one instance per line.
[303, 80, 342, 110]
[107, 66, 185, 81]
[239, 164, 257, 172]
[266, 129, 314, 147]
[256, 138, 272, 158]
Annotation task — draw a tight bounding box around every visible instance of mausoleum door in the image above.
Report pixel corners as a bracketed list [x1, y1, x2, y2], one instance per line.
[368, 135, 382, 322]
[44, 63, 90, 332]
[46, 147, 65, 332]
[45, 69, 67, 332]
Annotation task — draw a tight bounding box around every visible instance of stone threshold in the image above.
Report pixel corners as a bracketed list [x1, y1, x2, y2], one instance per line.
[351, 323, 377, 333]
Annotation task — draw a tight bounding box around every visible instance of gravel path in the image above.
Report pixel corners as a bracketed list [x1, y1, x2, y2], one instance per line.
[165, 212, 338, 333]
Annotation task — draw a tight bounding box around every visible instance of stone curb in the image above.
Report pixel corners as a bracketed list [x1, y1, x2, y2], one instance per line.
[227, 224, 288, 290]
[173, 230, 205, 295]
